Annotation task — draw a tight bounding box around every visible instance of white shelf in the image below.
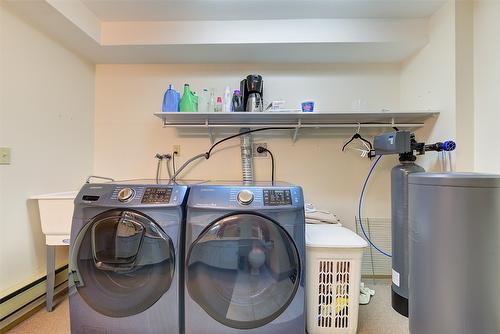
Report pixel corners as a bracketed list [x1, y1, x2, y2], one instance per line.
[154, 111, 439, 143]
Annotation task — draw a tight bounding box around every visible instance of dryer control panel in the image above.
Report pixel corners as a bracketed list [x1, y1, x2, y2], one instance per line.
[263, 189, 292, 206]
[189, 184, 303, 209]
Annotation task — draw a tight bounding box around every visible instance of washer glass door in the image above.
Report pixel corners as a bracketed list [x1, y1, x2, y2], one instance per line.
[72, 210, 175, 317]
[187, 213, 300, 329]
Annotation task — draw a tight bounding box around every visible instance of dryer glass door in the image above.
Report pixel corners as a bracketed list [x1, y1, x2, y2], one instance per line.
[72, 210, 175, 317]
[187, 213, 300, 329]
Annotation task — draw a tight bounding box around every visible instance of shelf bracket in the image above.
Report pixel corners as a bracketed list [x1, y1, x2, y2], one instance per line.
[292, 119, 302, 143]
[205, 119, 215, 144]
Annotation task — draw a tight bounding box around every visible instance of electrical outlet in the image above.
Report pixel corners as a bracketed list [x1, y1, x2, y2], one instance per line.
[0, 147, 11, 165]
[253, 143, 268, 157]
[173, 145, 181, 156]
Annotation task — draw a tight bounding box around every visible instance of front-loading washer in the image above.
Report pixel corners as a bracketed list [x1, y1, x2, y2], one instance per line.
[69, 179, 190, 334]
[184, 182, 306, 334]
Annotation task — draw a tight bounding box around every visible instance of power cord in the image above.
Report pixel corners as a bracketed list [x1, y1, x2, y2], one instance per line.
[171, 127, 293, 180]
[172, 150, 178, 175]
[205, 127, 293, 159]
[257, 146, 275, 185]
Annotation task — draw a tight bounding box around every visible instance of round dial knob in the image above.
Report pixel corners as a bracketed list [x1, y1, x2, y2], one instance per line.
[237, 190, 254, 205]
[117, 188, 135, 202]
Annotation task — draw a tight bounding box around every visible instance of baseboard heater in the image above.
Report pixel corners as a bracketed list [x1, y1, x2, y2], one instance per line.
[0, 265, 69, 332]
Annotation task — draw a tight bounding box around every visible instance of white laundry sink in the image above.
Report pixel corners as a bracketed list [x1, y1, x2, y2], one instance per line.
[31, 190, 78, 312]
[31, 191, 78, 245]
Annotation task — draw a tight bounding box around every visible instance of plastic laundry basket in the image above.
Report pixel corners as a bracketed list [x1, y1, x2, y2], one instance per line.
[306, 224, 368, 334]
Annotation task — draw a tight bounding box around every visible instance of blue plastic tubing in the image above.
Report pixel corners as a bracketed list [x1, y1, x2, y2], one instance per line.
[357, 155, 392, 257]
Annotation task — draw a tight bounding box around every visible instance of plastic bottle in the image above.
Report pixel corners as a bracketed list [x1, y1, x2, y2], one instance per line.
[208, 89, 216, 112]
[198, 89, 209, 113]
[223, 86, 232, 112]
[216, 96, 223, 112]
[180, 84, 198, 112]
[231, 89, 243, 112]
[162, 84, 180, 112]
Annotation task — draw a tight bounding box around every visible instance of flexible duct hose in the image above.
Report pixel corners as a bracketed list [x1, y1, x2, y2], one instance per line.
[240, 128, 254, 184]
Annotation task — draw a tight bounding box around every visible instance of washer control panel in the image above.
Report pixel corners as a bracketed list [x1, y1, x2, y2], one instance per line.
[141, 187, 172, 204]
[263, 189, 292, 206]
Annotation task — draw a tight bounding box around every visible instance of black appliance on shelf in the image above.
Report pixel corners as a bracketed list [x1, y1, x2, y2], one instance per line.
[240, 74, 263, 112]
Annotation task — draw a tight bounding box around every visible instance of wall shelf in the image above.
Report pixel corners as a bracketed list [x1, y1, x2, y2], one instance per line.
[154, 111, 439, 143]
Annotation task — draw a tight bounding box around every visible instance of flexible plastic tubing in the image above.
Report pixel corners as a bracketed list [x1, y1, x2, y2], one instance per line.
[358, 155, 392, 257]
[171, 153, 207, 180]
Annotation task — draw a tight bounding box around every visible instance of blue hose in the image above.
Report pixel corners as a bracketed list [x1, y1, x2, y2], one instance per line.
[358, 155, 392, 257]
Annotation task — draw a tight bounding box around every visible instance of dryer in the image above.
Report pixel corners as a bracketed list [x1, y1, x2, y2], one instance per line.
[69, 180, 189, 334]
[184, 182, 305, 334]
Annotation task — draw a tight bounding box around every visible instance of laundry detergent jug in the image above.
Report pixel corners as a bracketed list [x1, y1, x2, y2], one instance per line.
[180, 84, 198, 112]
[162, 84, 180, 112]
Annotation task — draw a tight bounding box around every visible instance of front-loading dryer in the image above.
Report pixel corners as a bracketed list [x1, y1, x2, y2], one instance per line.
[69, 179, 189, 334]
[184, 182, 306, 334]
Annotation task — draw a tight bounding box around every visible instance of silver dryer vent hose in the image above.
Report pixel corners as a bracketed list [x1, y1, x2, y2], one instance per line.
[240, 128, 254, 184]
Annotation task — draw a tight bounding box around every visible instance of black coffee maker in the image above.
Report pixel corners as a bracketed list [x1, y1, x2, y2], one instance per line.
[240, 74, 263, 112]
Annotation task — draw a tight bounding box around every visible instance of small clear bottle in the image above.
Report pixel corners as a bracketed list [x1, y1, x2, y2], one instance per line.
[223, 86, 232, 112]
[208, 89, 216, 112]
[216, 96, 223, 112]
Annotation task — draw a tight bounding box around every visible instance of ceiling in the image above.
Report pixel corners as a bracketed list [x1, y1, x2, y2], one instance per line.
[4, 0, 446, 63]
[81, 0, 446, 21]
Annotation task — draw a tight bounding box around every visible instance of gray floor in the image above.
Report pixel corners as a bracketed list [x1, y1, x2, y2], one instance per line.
[8, 280, 408, 334]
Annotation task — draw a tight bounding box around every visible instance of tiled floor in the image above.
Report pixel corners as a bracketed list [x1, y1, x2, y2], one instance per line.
[7, 280, 408, 334]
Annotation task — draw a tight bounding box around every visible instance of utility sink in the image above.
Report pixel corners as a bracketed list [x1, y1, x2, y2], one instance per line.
[31, 191, 78, 245]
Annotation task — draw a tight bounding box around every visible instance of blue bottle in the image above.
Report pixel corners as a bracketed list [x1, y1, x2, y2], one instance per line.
[162, 84, 180, 112]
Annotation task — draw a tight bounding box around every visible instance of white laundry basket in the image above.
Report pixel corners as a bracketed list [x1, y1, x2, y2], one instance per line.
[306, 224, 368, 334]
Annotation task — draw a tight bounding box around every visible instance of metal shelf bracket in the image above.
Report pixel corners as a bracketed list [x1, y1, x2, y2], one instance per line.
[292, 119, 302, 143]
[205, 119, 215, 144]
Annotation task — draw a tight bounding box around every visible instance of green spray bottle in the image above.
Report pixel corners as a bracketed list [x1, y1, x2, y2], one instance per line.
[180, 84, 198, 112]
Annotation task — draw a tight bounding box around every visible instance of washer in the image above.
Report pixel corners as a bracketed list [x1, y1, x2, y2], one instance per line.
[69, 180, 189, 334]
[184, 182, 306, 334]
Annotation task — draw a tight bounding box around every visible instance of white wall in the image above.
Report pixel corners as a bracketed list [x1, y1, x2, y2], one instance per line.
[474, 1, 500, 173]
[400, 1, 457, 171]
[94, 63, 402, 232]
[0, 5, 94, 295]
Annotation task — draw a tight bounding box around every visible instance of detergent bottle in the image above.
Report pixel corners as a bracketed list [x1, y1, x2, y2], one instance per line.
[180, 84, 198, 112]
[162, 84, 180, 112]
[198, 89, 210, 113]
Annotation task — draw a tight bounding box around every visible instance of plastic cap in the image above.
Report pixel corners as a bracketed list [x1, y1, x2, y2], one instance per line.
[442, 141, 456, 151]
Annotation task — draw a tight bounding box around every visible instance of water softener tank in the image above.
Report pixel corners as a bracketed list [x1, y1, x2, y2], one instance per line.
[408, 173, 500, 334]
[391, 161, 424, 317]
